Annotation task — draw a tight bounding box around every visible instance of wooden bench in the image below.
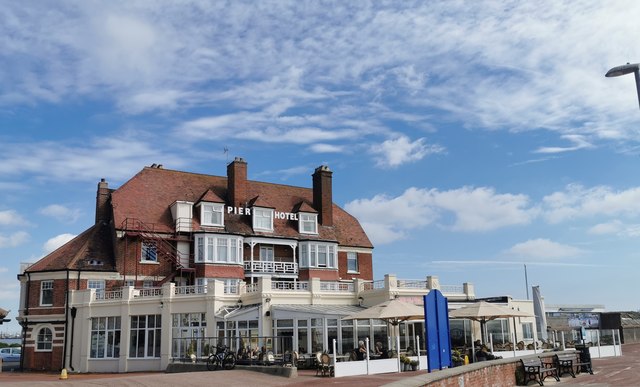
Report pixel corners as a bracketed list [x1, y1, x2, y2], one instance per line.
[519, 357, 559, 386]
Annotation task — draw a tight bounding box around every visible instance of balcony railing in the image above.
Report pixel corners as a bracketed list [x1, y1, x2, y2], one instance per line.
[174, 285, 206, 295]
[440, 285, 464, 294]
[272, 281, 309, 291]
[134, 287, 163, 298]
[244, 260, 298, 276]
[397, 280, 427, 289]
[93, 290, 122, 301]
[320, 281, 354, 292]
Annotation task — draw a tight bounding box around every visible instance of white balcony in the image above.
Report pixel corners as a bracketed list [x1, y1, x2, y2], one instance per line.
[244, 260, 298, 277]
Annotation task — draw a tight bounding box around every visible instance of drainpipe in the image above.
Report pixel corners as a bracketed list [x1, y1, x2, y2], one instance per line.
[63, 269, 70, 370]
[20, 271, 31, 372]
[68, 307, 77, 371]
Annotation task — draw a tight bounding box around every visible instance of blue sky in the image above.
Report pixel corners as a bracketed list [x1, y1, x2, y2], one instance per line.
[2, 1, 640, 334]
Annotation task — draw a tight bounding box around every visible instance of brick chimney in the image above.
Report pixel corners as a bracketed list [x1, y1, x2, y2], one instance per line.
[227, 157, 248, 208]
[312, 165, 333, 226]
[95, 178, 110, 224]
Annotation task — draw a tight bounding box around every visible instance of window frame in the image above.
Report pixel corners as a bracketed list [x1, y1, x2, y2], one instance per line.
[347, 252, 359, 273]
[298, 213, 318, 234]
[130, 315, 162, 358]
[141, 241, 158, 263]
[253, 207, 274, 231]
[36, 327, 53, 352]
[90, 316, 121, 358]
[259, 245, 274, 261]
[201, 203, 224, 227]
[40, 280, 53, 306]
[521, 322, 534, 340]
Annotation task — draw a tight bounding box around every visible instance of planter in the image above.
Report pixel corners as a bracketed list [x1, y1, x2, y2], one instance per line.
[411, 364, 418, 371]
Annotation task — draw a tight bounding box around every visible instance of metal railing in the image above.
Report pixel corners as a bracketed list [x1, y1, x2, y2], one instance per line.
[440, 285, 464, 294]
[244, 260, 298, 275]
[397, 280, 427, 289]
[171, 335, 295, 366]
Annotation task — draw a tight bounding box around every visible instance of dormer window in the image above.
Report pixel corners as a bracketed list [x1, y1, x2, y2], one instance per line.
[299, 213, 318, 234]
[201, 203, 224, 227]
[253, 207, 273, 231]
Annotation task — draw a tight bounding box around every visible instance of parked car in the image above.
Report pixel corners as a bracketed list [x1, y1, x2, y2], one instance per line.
[0, 347, 21, 362]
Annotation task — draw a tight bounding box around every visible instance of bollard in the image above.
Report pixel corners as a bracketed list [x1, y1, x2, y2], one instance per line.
[59, 368, 68, 380]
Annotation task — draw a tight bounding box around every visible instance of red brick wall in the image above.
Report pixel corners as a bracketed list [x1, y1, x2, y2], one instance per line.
[114, 237, 176, 279]
[337, 251, 373, 280]
[299, 268, 339, 281]
[195, 264, 245, 278]
[22, 324, 65, 371]
[26, 279, 67, 313]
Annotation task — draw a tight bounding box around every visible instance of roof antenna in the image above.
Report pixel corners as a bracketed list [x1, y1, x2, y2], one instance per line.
[223, 146, 229, 163]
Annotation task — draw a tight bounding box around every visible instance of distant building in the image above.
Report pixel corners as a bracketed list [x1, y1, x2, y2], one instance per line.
[17, 158, 475, 372]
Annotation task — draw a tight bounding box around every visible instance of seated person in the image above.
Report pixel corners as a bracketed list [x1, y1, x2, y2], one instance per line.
[356, 340, 366, 360]
[374, 342, 387, 358]
[475, 345, 499, 361]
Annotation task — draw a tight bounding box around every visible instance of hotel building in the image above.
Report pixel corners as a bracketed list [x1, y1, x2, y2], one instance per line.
[17, 158, 475, 372]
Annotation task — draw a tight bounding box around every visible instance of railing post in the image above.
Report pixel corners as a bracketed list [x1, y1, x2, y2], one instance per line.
[463, 282, 475, 299]
[426, 275, 440, 290]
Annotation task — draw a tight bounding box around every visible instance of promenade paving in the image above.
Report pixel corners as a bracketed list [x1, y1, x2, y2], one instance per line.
[1, 342, 638, 386]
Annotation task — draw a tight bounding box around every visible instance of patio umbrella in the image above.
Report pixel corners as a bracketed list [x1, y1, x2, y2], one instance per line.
[342, 299, 425, 354]
[341, 299, 424, 326]
[449, 301, 533, 344]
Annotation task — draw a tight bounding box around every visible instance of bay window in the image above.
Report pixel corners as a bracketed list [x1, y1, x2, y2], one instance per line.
[299, 242, 337, 269]
[194, 234, 243, 264]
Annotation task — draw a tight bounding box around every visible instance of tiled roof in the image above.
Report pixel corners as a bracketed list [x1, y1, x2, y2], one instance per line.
[26, 221, 116, 272]
[197, 189, 225, 204]
[112, 166, 373, 248]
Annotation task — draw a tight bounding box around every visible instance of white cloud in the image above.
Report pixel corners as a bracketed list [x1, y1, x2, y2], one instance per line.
[0, 135, 189, 182]
[505, 238, 584, 260]
[433, 187, 537, 232]
[534, 135, 595, 154]
[309, 143, 345, 153]
[370, 136, 444, 168]
[543, 184, 640, 223]
[40, 204, 82, 223]
[0, 210, 28, 226]
[0, 231, 29, 248]
[345, 186, 537, 244]
[588, 221, 623, 235]
[43, 233, 76, 254]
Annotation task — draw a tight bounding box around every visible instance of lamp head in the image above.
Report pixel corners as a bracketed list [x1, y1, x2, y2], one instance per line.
[605, 63, 640, 77]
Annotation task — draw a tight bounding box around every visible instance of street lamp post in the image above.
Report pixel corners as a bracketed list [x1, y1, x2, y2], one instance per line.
[605, 62, 640, 109]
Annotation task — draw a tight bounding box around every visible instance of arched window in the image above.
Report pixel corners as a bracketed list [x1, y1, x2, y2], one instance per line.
[37, 327, 53, 351]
